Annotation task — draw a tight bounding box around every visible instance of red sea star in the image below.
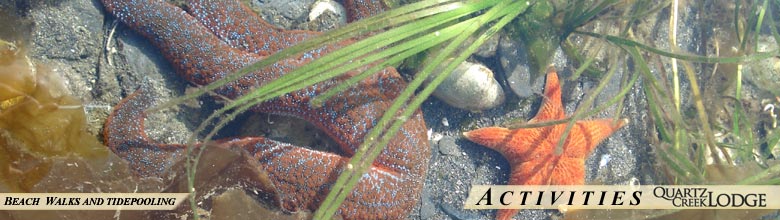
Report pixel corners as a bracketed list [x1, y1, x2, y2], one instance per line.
[100, 0, 429, 219]
[463, 67, 627, 220]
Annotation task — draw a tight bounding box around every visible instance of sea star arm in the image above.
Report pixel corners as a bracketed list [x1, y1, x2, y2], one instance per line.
[185, 0, 320, 56]
[529, 66, 565, 122]
[463, 127, 544, 162]
[105, 85, 424, 219]
[566, 119, 627, 157]
[343, 0, 389, 22]
[101, 0, 430, 218]
[103, 86, 186, 176]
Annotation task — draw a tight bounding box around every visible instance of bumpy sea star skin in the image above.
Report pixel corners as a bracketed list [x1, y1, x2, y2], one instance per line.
[100, 0, 429, 219]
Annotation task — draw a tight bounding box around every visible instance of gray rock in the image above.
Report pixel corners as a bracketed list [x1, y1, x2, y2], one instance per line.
[743, 36, 780, 96]
[498, 35, 547, 98]
[437, 136, 461, 156]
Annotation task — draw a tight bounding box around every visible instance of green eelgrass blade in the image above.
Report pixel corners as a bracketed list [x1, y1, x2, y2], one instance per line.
[153, 0, 467, 112]
[574, 30, 780, 64]
[554, 51, 622, 156]
[629, 45, 705, 183]
[177, 0, 478, 217]
[173, 0, 523, 219]
[315, 1, 530, 218]
[194, 1, 498, 119]
[738, 162, 780, 184]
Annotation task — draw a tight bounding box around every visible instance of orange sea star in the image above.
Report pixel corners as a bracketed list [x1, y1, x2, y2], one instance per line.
[463, 66, 627, 220]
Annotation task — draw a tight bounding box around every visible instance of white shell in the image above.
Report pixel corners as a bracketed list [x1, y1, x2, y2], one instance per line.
[429, 60, 505, 112]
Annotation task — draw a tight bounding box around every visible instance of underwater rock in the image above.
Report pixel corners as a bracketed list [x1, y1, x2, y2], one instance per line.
[309, 0, 347, 26]
[472, 32, 500, 58]
[428, 60, 505, 112]
[743, 36, 780, 96]
[498, 35, 546, 98]
[251, 0, 346, 32]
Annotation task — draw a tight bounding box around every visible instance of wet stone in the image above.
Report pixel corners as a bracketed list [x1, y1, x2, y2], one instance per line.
[437, 136, 461, 156]
[498, 35, 546, 98]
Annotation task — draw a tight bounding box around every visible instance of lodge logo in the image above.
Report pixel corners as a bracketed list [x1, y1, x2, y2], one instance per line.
[463, 185, 780, 210]
[652, 186, 767, 208]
